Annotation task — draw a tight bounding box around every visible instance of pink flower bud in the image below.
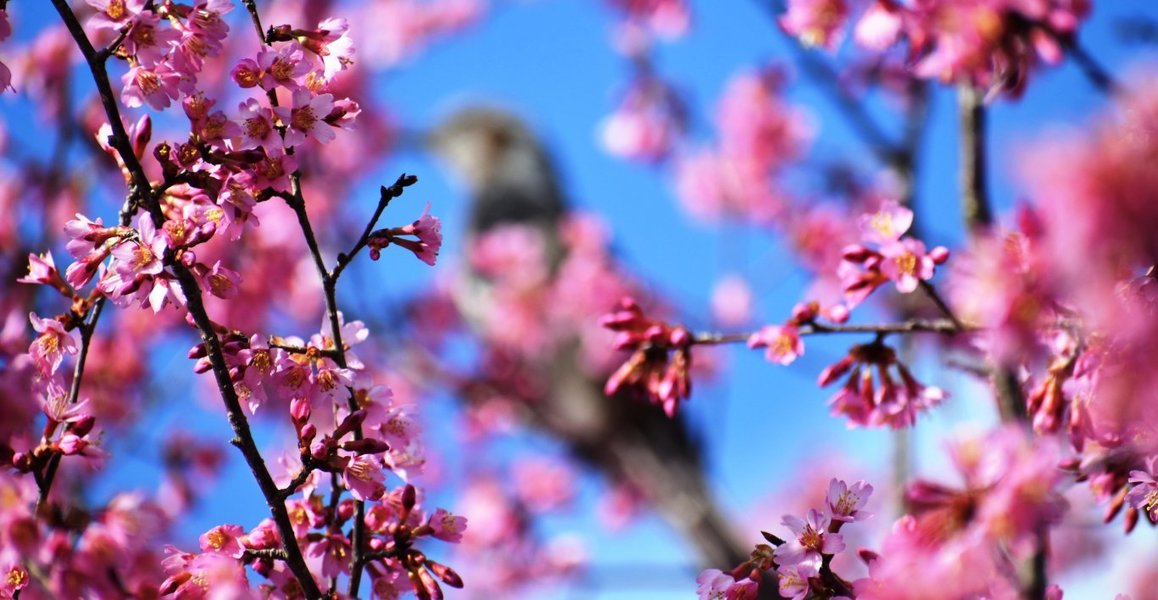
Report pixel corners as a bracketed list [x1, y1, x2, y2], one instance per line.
[299, 423, 317, 443]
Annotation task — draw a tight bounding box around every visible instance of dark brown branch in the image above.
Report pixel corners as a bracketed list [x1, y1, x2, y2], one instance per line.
[958, 84, 1041, 599]
[49, 2, 321, 596]
[959, 85, 993, 232]
[245, 548, 288, 561]
[284, 179, 372, 596]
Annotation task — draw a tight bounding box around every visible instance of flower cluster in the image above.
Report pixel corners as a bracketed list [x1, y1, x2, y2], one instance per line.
[780, 0, 1091, 98]
[818, 339, 945, 429]
[839, 201, 949, 308]
[600, 296, 693, 417]
[855, 427, 1067, 598]
[599, 74, 686, 163]
[674, 68, 812, 224]
[697, 478, 872, 599]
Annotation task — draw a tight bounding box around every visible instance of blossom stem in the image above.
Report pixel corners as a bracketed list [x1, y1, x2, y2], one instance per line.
[34, 297, 106, 513]
[51, 2, 322, 596]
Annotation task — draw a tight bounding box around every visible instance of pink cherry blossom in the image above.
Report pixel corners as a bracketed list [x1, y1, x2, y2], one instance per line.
[857, 201, 912, 245]
[774, 509, 845, 568]
[343, 455, 386, 501]
[779, 0, 849, 50]
[29, 313, 79, 376]
[879, 238, 937, 293]
[429, 507, 467, 543]
[121, 64, 182, 110]
[274, 89, 336, 147]
[748, 324, 804, 366]
[826, 478, 873, 522]
[199, 524, 245, 558]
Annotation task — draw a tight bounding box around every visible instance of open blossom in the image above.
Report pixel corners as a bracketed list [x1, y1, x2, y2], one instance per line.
[1125, 463, 1158, 523]
[879, 238, 936, 293]
[121, 63, 182, 110]
[199, 524, 245, 559]
[2, 564, 29, 597]
[429, 508, 467, 543]
[121, 10, 180, 65]
[234, 98, 278, 150]
[86, 0, 146, 32]
[779, 0, 849, 49]
[249, 148, 297, 192]
[840, 202, 949, 303]
[274, 89, 336, 147]
[695, 568, 757, 600]
[777, 562, 818, 600]
[305, 17, 357, 81]
[257, 42, 312, 90]
[29, 313, 79, 376]
[343, 455, 386, 501]
[748, 324, 804, 366]
[826, 478, 872, 522]
[858, 201, 912, 244]
[775, 509, 845, 569]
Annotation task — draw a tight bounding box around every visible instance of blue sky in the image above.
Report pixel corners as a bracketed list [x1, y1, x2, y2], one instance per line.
[7, 0, 1158, 597]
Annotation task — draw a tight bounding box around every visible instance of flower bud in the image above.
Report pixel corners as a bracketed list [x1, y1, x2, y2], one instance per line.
[340, 438, 391, 455]
[427, 561, 463, 588]
[69, 415, 95, 437]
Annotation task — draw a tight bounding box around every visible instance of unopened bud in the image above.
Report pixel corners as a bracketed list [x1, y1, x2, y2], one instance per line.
[338, 499, 355, 522]
[69, 415, 96, 437]
[427, 561, 463, 588]
[340, 438, 390, 455]
[402, 484, 417, 512]
[290, 398, 311, 425]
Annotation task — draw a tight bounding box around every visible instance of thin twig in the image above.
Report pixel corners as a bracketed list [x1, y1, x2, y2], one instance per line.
[332, 173, 419, 282]
[692, 317, 968, 346]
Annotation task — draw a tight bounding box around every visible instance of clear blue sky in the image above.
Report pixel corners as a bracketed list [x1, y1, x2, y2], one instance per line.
[8, 0, 1158, 597]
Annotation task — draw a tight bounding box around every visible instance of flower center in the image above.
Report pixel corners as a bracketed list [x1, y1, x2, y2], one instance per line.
[106, 0, 126, 20]
[136, 70, 161, 95]
[895, 253, 917, 276]
[799, 525, 822, 550]
[292, 106, 318, 132]
[246, 116, 271, 140]
[206, 529, 228, 550]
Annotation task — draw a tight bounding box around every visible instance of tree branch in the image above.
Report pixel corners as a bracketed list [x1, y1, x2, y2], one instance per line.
[49, 2, 321, 596]
[692, 317, 968, 346]
[958, 84, 1042, 600]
